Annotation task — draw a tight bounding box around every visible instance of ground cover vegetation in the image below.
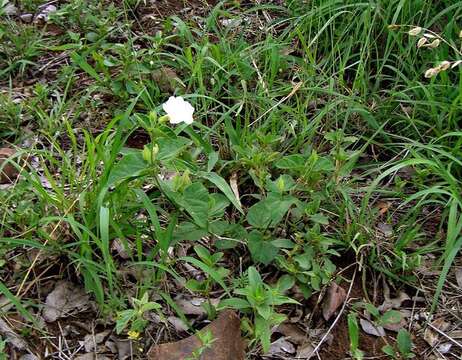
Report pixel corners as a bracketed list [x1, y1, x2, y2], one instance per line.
[0, 0, 461, 358]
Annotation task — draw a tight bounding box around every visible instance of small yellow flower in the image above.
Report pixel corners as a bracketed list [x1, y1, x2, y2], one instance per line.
[128, 330, 140, 340]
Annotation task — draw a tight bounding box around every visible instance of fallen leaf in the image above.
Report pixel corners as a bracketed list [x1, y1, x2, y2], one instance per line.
[111, 239, 130, 259]
[229, 173, 241, 208]
[19, 355, 39, 360]
[437, 342, 452, 354]
[19, 13, 33, 23]
[424, 318, 450, 347]
[152, 67, 180, 92]
[114, 339, 132, 360]
[296, 343, 316, 359]
[74, 355, 111, 360]
[0, 148, 19, 184]
[81, 330, 110, 352]
[220, 18, 242, 28]
[74, 355, 95, 360]
[3, 2, 18, 16]
[148, 310, 244, 360]
[167, 316, 189, 333]
[0, 318, 27, 350]
[275, 323, 307, 345]
[448, 330, 462, 339]
[322, 283, 347, 321]
[360, 318, 385, 337]
[175, 297, 219, 316]
[42, 281, 90, 322]
[379, 291, 411, 312]
[377, 201, 391, 216]
[424, 328, 438, 347]
[455, 268, 462, 288]
[268, 337, 296, 356]
[35, 4, 57, 23]
[432, 318, 450, 332]
[377, 222, 393, 237]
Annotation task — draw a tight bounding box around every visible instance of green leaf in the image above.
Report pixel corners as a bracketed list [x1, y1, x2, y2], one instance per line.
[173, 221, 208, 242]
[107, 151, 147, 186]
[246, 200, 271, 228]
[198, 172, 244, 214]
[157, 137, 191, 162]
[275, 154, 305, 169]
[116, 309, 135, 334]
[194, 245, 212, 264]
[247, 195, 295, 229]
[256, 304, 271, 320]
[181, 256, 230, 295]
[208, 193, 230, 218]
[347, 313, 359, 351]
[181, 182, 209, 228]
[276, 275, 295, 293]
[255, 315, 271, 353]
[310, 213, 329, 225]
[364, 303, 380, 318]
[207, 151, 219, 172]
[247, 266, 262, 290]
[379, 310, 402, 325]
[247, 230, 279, 265]
[71, 52, 102, 82]
[218, 298, 250, 310]
[397, 329, 413, 355]
[381, 344, 396, 358]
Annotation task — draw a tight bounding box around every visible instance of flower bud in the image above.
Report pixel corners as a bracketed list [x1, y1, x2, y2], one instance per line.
[408, 27, 422, 36]
[417, 37, 427, 48]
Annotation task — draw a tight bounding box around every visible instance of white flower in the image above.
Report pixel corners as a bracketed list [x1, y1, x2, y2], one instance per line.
[162, 96, 194, 125]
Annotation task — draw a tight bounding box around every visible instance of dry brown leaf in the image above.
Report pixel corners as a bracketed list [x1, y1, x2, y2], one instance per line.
[322, 283, 347, 321]
[74, 355, 111, 360]
[360, 318, 385, 337]
[152, 67, 180, 92]
[424, 328, 439, 347]
[42, 281, 90, 322]
[448, 330, 462, 339]
[81, 330, 110, 352]
[167, 316, 189, 333]
[296, 343, 316, 359]
[0, 318, 27, 350]
[175, 297, 219, 316]
[111, 239, 130, 259]
[229, 173, 241, 208]
[377, 222, 393, 237]
[377, 201, 391, 216]
[437, 342, 452, 354]
[0, 147, 19, 184]
[19, 355, 39, 360]
[3, 2, 18, 16]
[424, 318, 450, 347]
[455, 268, 462, 288]
[379, 290, 411, 312]
[148, 310, 244, 360]
[114, 339, 132, 360]
[275, 323, 308, 345]
[34, 4, 57, 23]
[268, 337, 296, 356]
[432, 318, 450, 332]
